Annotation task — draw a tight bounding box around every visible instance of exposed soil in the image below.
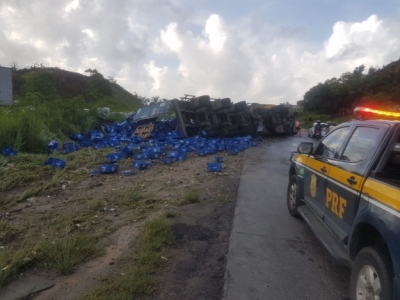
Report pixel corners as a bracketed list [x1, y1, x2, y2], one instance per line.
[0, 150, 243, 300]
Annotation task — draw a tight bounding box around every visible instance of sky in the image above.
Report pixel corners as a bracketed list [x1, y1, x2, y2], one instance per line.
[0, 0, 400, 104]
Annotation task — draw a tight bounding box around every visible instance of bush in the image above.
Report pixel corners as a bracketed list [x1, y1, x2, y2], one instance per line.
[0, 96, 98, 153]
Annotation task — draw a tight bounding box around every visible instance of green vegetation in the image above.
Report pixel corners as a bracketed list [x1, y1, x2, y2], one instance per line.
[37, 234, 98, 274]
[1, 66, 144, 153]
[85, 218, 174, 300]
[0, 243, 34, 287]
[164, 211, 178, 218]
[0, 148, 111, 205]
[300, 60, 400, 116]
[181, 190, 200, 204]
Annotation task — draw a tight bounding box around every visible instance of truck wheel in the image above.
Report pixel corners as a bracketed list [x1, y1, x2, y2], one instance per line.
[287, 175, 301, 217]
[350, 247, 394, 300]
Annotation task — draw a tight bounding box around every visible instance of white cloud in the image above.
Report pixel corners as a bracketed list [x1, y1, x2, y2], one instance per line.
[65, 0, 79, 13]
[160, 23, 182, 53]
[0, 0, 399, 105]
[204, 14, 227, 52]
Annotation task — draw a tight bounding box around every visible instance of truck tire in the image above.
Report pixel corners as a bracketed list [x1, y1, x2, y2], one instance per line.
[350, 247, 394, 300]
[287, 175, 301, 217]
[233, 101, 247, 112]
[190, 95, 211, 110]
[212, 98, 232, 111]
[240, 125, 255, 136]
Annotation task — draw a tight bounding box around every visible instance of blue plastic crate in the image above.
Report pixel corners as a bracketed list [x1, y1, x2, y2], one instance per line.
[167, 151, 178, 158]
[48, 141, 58, 153]
[44, 157, 66, 168]
[107, 139, 121, 147]
[175, 153, 187, 161]
[142, 152, 151, 159]
[213, 156, 223, 163]
[150, 152, 161, 159]
[133, 160, 148, 170]
[80, 140, 92, 147]
[134, 153, 143, 160]
[63, 143, 79, 154]
[149, 146, 164, 153]
[228, 148, 239, 155]
[207, 162, 222, 172]
[160, 157, 174, 164]
[122, 145, 133, 157]
[99, 164, 119, 174]
[121, 170, 136, 176]
[92, 141, 107, 149]
[197, 149, 209, 156]
[106, 152, 123, 163]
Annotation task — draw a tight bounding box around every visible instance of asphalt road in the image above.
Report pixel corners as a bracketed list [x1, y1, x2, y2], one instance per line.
[223, 132, 351, 300]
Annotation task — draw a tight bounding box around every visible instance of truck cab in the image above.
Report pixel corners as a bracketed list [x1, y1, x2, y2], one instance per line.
[287, 107, 400, 300]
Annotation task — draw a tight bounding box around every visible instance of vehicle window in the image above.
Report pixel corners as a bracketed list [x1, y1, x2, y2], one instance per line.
[341, 127, 380, 162]
[378, 133, 400, 188]
[314, 127, 350, 158]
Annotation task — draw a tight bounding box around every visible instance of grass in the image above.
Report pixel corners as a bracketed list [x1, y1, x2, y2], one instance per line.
[180, 190, 200, 205]
[37, 234, 98, 274]
[0, 153, 55, 192]
[84, 218, 174, 300]
[164, 211, 178, 218]
[0, 244, 35, 287]
[0, 222, 18, 244]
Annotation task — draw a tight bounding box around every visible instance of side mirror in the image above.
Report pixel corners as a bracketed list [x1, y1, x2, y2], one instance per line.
[298, 142, 313, 155]
[393, 143, 400, 153]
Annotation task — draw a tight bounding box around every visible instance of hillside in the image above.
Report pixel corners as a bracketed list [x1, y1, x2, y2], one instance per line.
[12, 67, 143, 112]
[300, 58, 400, 116]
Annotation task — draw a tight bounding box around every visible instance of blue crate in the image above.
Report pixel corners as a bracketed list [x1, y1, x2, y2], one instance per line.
[228, 148, 239, 155]
[133, 160, 148, 170]
[175, 153, 187, 161]
[99, 164, 119, 174]
[107, 139, 121, 147]
[63, 143, 79, 154]
[121, 170, 136, 176]
[207, 162, 222, 172]
[106, 152, 123, 163]
[213, 156, 223, 163]
[160, 158, 174, 164]
[80, 140, 92, 147]
[197, 149, 209, 156]
[44, 157, 66, 168]
[142, 152, 151, 159]
[48, 141, 58, 153]
[92, 141, 107, 149]
[149, 146, 164, 153]
[150, 152, 161, 159]
[134, 153, 143, 160]
[167, 151, 178, 158]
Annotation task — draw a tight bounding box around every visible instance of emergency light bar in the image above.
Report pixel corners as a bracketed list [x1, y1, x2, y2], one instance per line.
[354, 107, 400, 118]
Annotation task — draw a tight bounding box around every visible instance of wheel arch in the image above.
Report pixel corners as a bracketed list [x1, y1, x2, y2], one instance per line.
[349, 222, 393, 267]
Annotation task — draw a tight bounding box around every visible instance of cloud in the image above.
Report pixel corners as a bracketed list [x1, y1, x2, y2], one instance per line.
[0, 0, 399, 104]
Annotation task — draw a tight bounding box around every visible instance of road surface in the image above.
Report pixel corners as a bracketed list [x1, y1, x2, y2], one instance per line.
[223, 133, 351, 300]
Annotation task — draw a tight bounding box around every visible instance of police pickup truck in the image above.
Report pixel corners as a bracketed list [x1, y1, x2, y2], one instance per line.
[288, 107, 400, 300]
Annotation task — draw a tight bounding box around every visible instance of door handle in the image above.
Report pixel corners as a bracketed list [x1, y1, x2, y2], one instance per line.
[347, 176, 357, 185]
[320, 167, 327, 173]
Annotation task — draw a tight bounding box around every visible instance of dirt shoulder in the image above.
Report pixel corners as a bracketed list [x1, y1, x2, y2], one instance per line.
[0, 149, 243, 300]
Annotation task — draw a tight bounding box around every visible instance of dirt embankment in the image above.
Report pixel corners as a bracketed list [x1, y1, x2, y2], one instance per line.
[0, 151, 243, 300]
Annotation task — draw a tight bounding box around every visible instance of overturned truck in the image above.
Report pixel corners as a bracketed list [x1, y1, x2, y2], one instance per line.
[172, 95, 296, 138]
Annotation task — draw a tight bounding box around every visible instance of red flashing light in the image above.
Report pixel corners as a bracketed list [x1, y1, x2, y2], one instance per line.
[354, 107, 400, 118]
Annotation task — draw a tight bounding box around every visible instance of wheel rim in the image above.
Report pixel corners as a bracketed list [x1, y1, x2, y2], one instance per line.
[356, 265, 381, 300]
[289, 181, 297, 209]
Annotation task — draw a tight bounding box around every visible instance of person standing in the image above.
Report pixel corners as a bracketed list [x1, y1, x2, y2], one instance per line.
[256, 116, 264, 142]
[295, 120, 302, 136]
